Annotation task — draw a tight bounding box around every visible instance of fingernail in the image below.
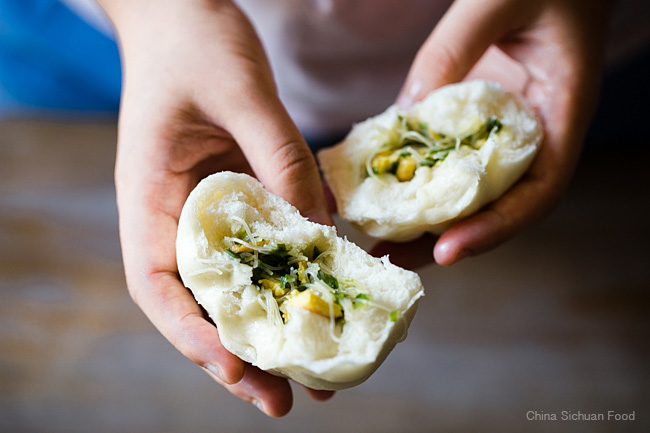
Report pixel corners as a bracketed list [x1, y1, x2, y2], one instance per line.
[435, 241, 472, 265]
[396, 94, 412, 109]
[205, 363, 226, 383]
[251, 398, 267, 415]
[397, 80, 422, 109]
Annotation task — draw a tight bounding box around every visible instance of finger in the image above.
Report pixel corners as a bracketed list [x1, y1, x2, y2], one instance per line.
[303, 387, 336, 402]
[209, 93, 334, 227]
[239, 106, 332, 227]
[322, 182, 338, 215]
[128, 269, 246, 385]
[433, 161, 565, 266]
[116, 167, 247, 384]
[204, 363, 293, 417]
[369, 234, 438, 270]
[397, 0, 531, 107]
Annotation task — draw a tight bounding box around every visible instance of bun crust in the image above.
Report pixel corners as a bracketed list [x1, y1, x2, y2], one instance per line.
[318, 80, 543, 241]
[176, 172, 424, 390]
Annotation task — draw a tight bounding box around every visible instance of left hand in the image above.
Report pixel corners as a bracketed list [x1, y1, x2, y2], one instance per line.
[381, 0, 612, 267]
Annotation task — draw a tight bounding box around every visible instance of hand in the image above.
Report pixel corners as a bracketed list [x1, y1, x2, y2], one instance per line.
[396, 0, 612, 266]
[99, 0, 333, 416]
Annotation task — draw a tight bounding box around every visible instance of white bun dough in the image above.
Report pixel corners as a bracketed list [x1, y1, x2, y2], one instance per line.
[176, 172, 424, 390]
[318, 80, 543, 241]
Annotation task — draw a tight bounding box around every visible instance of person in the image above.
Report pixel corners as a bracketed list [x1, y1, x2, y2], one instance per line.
[2, 0, 624, 417]
[91, 0, 619, 417]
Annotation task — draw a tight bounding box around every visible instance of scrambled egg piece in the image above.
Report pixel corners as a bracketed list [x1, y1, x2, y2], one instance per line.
[285, 289, 342, 319]
[259, 278, 288, 297]
[297, 261, 309, 284]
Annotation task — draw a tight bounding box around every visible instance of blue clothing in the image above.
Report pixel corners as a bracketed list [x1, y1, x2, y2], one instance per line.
[0, 0, 121, 116]
[1, 0, 648, 152]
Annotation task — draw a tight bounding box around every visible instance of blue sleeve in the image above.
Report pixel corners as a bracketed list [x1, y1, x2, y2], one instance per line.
[0, 0, 121, 116]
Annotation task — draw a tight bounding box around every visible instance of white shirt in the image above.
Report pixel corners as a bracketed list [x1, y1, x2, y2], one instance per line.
[235, 0, 451, 136]
[70, 0, 650, 136]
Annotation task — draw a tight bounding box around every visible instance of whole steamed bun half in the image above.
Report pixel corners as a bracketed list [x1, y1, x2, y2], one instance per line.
[318, 80, 543, 241]
[176, 172, 424, 390]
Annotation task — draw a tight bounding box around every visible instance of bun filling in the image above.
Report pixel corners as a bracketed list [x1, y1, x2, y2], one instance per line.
[367, 115, 503, 182]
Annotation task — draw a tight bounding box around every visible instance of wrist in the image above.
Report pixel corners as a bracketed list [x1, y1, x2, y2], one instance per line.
[96, 0, 237, 41]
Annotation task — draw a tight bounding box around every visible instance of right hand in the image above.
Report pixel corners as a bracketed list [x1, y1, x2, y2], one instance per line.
[98, 0, 333, 416]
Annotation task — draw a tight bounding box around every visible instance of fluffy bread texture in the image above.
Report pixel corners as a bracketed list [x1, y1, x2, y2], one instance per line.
[176, 172, 424, 390]
[318, 80, 543, 241]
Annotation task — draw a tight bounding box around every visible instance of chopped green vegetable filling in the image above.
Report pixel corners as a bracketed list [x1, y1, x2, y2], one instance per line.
[222, 223, 375, 326]
[318, 270, 339, 290]
[214, 220, 402, 331]
[353, 293, 370, 308]
[367, 115, 504, 181]
[225, 249, 242, 261]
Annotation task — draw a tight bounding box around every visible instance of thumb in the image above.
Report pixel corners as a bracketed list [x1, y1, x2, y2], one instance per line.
[225, 95, 333, 227]
[397, 0, 524, 107]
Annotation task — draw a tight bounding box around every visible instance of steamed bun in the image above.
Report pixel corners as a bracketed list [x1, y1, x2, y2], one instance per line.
[176, 172, 424, 390]
[318, 80, 543, 241]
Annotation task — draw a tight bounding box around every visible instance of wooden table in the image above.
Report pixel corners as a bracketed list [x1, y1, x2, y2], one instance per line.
[1, 119, 648, 432]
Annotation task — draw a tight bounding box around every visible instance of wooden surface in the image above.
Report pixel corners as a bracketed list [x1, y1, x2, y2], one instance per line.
[1, 119, 648, 432]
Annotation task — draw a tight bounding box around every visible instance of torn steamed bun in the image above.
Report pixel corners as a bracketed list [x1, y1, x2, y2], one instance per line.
[318, 80, 543, 241]
[176, 172, 424, 390]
